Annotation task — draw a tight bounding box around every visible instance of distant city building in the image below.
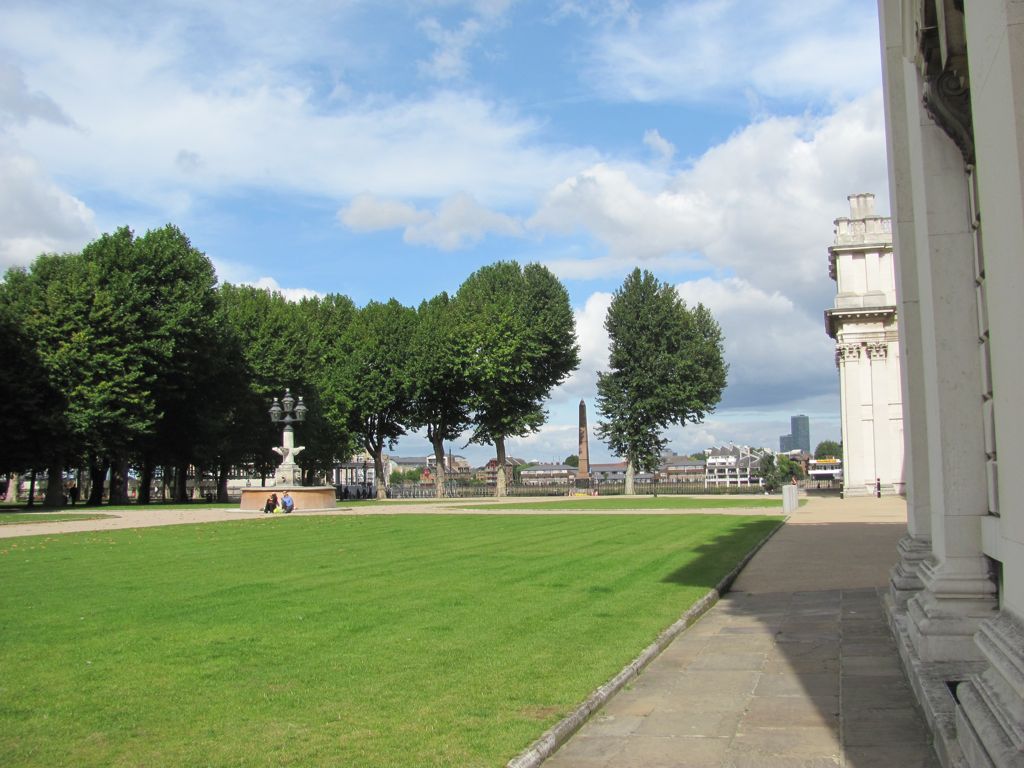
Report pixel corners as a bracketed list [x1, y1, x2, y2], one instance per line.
[779, 414, 810, 454]
[519, 463, 575, 486]
[824, 194, 904, 496]
[704, 446, 765, 487]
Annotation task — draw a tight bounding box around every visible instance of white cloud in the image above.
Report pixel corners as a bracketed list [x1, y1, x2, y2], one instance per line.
[530, 90, 888, 317]
[418, 17, 484, 81]
[340, 194, 429, 232]
[246, 277, 324, 303]
[0, 8, 599, 212]
[529, 163, 713, 260]
[581, 0, 882, 104]
[674, 276, 836, 409]
[338, 192, 523, 250]
[557, 291, 612, 400]
[643, 128, 675, 164]
[0, 151, 96, 268]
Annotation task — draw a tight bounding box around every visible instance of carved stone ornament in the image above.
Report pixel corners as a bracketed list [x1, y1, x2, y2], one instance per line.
[835, 343, 862, 367]
[915, 0, 974, 164]
[867, 342, 889, 359]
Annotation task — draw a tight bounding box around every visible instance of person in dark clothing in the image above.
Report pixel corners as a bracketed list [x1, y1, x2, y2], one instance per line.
[264, 493, 278, 514]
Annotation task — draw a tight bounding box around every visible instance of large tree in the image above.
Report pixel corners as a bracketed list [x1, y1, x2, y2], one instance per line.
[596, 268, 727, 495]
[814, 440, 843, 459]
[407, 292, 472, 498]
[455, 262, 579, 496]
[340, 299, 416, 499]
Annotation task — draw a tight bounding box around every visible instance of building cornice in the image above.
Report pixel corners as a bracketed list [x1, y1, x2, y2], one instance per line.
[824, 305, 898, 339]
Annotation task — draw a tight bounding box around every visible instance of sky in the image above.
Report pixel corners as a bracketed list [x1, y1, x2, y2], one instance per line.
[0, 0, 890, 467]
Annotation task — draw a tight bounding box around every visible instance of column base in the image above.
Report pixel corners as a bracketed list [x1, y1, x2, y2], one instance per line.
[905, 558, 999, 663]
[890, 533, 933, 610]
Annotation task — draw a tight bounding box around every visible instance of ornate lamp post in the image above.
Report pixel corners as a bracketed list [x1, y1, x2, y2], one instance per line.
[269, 389, 308, 486]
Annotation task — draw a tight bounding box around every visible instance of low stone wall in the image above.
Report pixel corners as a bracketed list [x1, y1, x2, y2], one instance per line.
[239, 486, 336, 512]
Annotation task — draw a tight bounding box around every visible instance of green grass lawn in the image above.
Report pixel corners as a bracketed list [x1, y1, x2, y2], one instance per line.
[0, 512, 117, 525]
[0, 514, 780, 767]
[464, 496, 790, 511]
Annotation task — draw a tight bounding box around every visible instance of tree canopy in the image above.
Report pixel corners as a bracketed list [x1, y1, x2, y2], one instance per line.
[596, 268, 727, 494]
[455, 262, 579, 496]
[814, 440, 843, 459]
[1, 227, 583, 505]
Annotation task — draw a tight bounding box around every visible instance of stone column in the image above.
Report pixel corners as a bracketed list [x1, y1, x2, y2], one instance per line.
[879, 0, 933, 609]
[899, 41, 995, 666]
[577, 399, 590, 480]
[954, 2, 1024, 764]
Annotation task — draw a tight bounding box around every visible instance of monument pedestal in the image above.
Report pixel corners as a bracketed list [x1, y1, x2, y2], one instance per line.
[239, 486, 337, 512]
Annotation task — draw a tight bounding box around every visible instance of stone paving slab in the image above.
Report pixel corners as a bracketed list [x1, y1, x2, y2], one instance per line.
[543, 496, 941, 768]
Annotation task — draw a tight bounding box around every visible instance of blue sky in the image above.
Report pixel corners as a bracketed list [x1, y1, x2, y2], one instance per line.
[0, 0, 889, 465]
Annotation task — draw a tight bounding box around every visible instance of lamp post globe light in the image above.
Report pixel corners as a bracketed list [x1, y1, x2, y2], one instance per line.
[269, 388, 307, 486]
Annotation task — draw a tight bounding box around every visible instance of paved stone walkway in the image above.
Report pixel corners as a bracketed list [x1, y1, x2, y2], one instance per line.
[543, 496, 939, 768]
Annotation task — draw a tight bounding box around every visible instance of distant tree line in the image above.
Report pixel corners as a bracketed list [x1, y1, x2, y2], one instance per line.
[1, 229, 730, 505]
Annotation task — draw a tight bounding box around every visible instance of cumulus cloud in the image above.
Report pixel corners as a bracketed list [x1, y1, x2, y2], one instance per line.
[339, 192, 523, 250]
[674, 276, 836, 409]
[532, 90, 888, 315]
[0, 152, 96, 268]
[580, 0, 882, 104]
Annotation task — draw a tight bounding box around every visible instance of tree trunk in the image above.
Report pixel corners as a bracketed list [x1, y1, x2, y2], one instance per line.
[5, 472, 20, 503]
[373, 449, 387, 499]
[27, 469, 36, 506]
[161, 466, 173, 501]
[44, 455, 65, 507]
[109, 458, 129, 505]
[431, 436, 447, 499]
[625, 458, 635, 496]
[138, 459, 153, 505]
[495, 437, 507, 498]
[88, 457, 108, 505]
[174, 461, 189, 503]
[217, 463, 229, 503]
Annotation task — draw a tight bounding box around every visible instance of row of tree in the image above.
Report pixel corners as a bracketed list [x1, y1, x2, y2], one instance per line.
[0, 227, 583, 502]
[1, 226, 729, 503]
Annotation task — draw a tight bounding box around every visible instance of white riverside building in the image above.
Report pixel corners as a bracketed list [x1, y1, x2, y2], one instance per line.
[877, 2, 1024, 766]
[825, 194, 906, 497]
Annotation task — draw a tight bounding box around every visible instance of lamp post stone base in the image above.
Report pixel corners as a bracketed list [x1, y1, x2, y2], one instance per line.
[239, 485, 337, 512]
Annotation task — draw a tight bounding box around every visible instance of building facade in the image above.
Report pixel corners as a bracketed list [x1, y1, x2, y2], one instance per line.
[825, 194, 906, 496]
[878, 2, 1024, 765]
[704, 446, 764, 487]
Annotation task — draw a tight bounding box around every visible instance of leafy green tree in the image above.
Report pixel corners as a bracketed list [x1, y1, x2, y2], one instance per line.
[340, 300, 416, 499]
[758, 453, 803, 493]
[0, 267, 69, 502]
[455, 262, 579, 496]
[124, 225, 221, 503]
[407, 292, 472, 498]
[214, 284, 326, 492]
[814, 440, 843, 459]
[596, 269, 727, 495]
[564, 454, 579, 467]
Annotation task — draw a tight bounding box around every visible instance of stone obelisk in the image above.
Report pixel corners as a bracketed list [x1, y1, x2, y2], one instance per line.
[578, 399, 590, 480]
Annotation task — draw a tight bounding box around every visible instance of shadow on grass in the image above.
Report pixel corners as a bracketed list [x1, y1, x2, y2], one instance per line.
[660, 518, 784, 589]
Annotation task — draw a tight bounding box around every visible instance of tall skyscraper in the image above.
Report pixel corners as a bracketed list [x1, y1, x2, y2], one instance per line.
[779, 415, 809, 454]
[791, 415, 810, 454]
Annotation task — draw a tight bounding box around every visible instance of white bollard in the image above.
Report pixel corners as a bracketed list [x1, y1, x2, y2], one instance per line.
[782, 484, 799, 514]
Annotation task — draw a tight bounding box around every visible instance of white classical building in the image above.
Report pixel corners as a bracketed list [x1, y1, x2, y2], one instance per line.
[825, 193, 905, 496]
[878, 2, 1024, 766]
